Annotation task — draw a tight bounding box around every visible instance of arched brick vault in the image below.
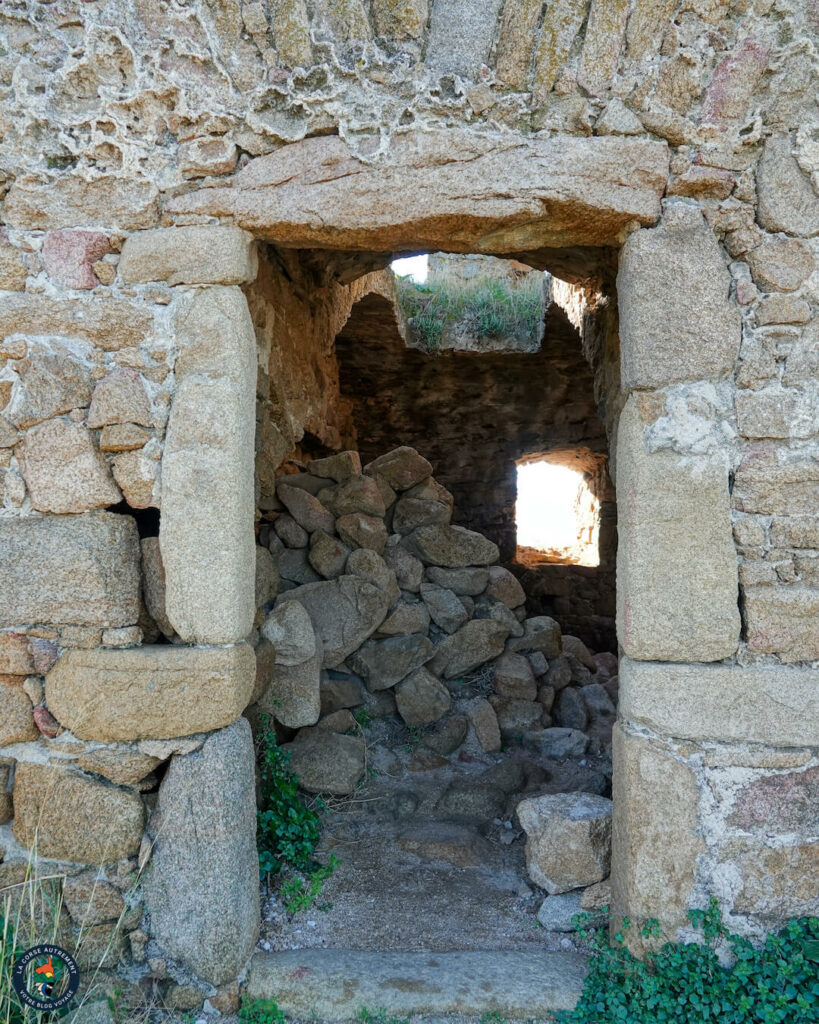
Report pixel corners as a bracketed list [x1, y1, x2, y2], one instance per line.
[332, 290, 617, 651]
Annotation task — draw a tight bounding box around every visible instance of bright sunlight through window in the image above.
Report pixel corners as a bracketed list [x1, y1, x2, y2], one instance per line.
[392, 254, 429, 283]
[516, 460, 600, 567]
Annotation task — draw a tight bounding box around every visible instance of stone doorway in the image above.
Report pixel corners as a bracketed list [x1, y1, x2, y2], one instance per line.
[246, 247, 620, 969]
[145, 127, 750, 1010]
[3, 0, 817, 1013]
[2, 125, 761, 1016]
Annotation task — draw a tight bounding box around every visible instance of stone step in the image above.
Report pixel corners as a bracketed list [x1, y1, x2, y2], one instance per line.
[246, 948, 588, 1020]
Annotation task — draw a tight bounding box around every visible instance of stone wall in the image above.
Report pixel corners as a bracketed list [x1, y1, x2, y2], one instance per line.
[427, 252, 541, 292]
[333, 280, 617, 649]
[0, 0, 817, 1000]
[246, 245, 384, 504]
[0, 229, 265, 1006]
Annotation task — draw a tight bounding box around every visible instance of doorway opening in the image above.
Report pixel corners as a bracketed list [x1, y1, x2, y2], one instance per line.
[248, 243, 620, 958]
[391, 253, 429, 283]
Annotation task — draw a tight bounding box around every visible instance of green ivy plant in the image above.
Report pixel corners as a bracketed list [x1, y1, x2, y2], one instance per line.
[256, 715, 324, 877]
[353, 708, 372, 729]
[560, 898, 819, 1023]
[357, 1007, 410, 1024]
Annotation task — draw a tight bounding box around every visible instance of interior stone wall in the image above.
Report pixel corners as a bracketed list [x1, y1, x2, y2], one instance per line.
[0, 0, 817, 1000]
[244, 245, 366, 506]
[336, 292, 602, 554]
[333, 285, 617, 650]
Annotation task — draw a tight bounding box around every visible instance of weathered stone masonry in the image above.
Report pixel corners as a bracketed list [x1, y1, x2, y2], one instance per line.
[333, 283, 618, 650]
[0, 0, 817, 1000]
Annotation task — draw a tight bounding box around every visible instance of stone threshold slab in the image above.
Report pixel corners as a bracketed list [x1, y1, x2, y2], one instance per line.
[246, 949, 588, 1020]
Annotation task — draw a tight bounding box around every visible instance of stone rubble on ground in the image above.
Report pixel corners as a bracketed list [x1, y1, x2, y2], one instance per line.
[517, 791, 613, 894]
[252, 446, 618, 811]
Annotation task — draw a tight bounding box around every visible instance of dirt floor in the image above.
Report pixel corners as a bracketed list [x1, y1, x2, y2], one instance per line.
[259, 701, 611, 958]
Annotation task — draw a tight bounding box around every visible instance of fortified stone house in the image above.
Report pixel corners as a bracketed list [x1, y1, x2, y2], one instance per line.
[0, 0, 817, 1013]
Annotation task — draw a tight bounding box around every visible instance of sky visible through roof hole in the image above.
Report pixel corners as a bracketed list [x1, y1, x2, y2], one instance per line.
[392, 254, 429, 283]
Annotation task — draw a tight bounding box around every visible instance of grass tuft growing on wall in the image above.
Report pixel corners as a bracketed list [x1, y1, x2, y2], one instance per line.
[394, 274, 544, 352]
[1, 845, 139, 1024]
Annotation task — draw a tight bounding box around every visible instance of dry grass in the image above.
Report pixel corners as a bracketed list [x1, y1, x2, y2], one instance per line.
[395, 275, 544, 351]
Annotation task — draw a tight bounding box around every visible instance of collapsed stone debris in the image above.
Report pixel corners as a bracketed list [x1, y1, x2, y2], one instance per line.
[254, 445, 619, 801]
[247, 445, 620, 957]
